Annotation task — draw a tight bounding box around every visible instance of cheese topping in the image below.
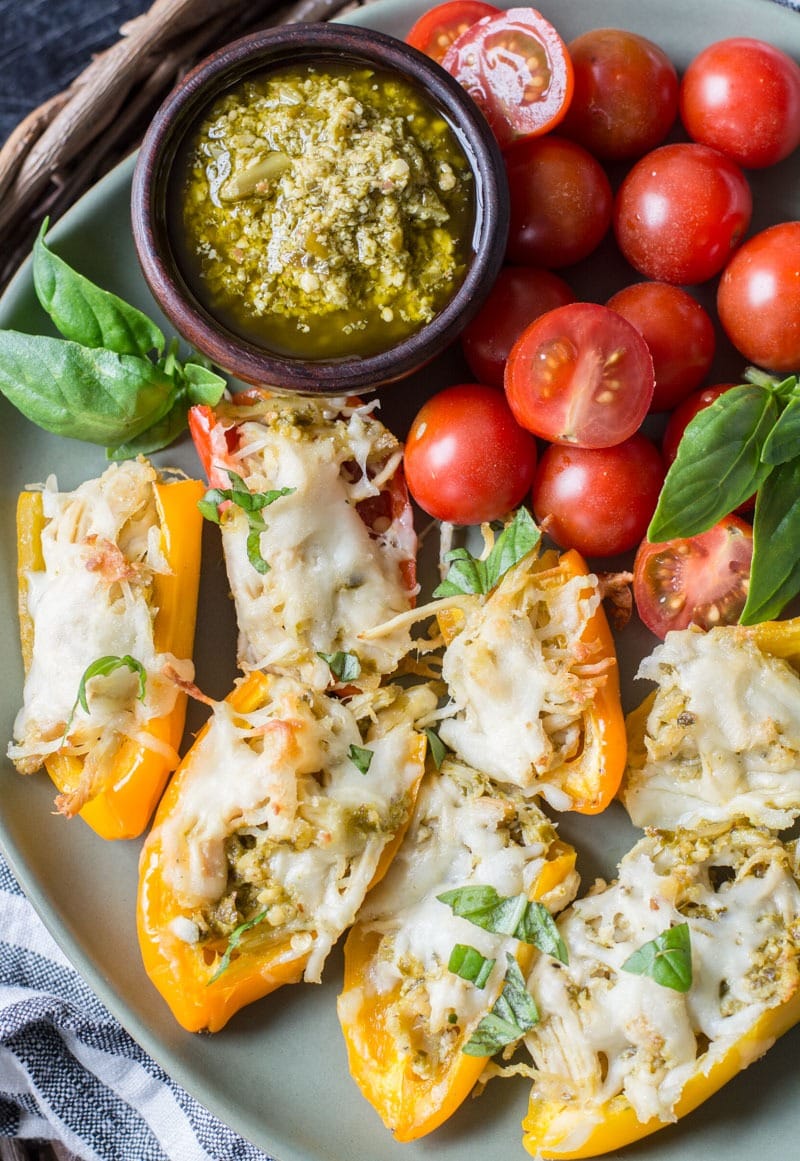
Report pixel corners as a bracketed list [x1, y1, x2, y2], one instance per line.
[622, 626, 800, 830]
[438, 556, 604, 805]
[345, 758, 579, 1074]
[158, 675, 436, 982]
[9, 461, 191, 778]
[211, 397, 416, 689]
[524, 827, 800, 1141]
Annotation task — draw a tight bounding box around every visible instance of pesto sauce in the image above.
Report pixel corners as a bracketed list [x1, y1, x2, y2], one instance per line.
[173, 63, 475, 360]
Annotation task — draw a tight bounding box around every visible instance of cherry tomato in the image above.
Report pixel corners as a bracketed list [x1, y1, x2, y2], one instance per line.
[505, 135, 613, 267]
[504, 302, 655, 448]
[441, 7, 574, 149]
[403, 383, 538, 525]
[561, 28, 678, 161]
[461, 266, 575, 388]
[680, 37, 800, 169]
[633, 515, 753, 638]
[661, 384, 739, 466]
[716, 221, 800, 373]
[531, 434, 665, 558]
[613, 143, 752, 284]
[406, 1, 499, 64]
[605, 282, 715, 412]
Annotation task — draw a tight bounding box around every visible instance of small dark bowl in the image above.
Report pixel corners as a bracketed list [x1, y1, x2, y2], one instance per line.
[131, 21, 509, 396]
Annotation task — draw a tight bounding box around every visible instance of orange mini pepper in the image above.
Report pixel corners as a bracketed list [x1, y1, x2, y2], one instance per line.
[13, 471, 204, 839]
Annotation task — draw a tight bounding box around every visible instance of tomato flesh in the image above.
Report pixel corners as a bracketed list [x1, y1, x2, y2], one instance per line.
[403, 383, 538, 525]
[505, 302, 655, 448]
[406, 1, 499, 64]
[633, 516, 753, 638]
[441, 8, 574, 148]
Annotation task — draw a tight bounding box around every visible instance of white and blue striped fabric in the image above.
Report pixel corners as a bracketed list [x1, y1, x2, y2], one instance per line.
[0, 854, 270, 1161]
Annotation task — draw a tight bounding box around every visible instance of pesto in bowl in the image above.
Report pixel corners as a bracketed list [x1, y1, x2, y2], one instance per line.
[175, 63, 475, 361]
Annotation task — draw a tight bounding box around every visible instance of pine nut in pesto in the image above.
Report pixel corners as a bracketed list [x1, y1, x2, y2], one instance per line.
[172, 63, 476, 361]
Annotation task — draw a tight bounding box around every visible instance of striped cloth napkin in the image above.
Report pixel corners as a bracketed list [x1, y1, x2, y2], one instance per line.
[0, 855, 270, 1161]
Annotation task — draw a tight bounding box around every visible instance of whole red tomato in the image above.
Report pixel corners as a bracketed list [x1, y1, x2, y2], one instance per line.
[505, 136, 613, 268]
[561, 28, 678, 161]
[717, 221, 800, 373]
[531, 434, 665, 558]
[403, 383, 538, 525]
[680, 37, 800, 168]
[613, 143, 752, 284]
[605, 282, 715, 412]
[461, 266, 575, 388]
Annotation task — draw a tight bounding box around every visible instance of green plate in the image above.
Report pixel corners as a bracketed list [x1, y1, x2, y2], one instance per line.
[1, 2, 798, 1159]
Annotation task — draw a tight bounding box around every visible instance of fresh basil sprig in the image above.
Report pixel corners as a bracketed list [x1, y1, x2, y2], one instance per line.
[198, 471, 294, 574]
[0, 222, 226, 456]
[462, 955, 539, 1056]
[647, 368, 800, 624]
[208, 910, 268, 984]
[348, 744, 374, 775]
[438, 885, 568, 964]
[448, 943, 495, 988]
[621, 922, 692, 993]
[317, 650, 361, 683]
[433, 507, 540, 597]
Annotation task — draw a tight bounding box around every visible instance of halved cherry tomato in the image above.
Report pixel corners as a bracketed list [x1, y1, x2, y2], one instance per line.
[406, 1, 499, 64]
[633, 515, 753, 638]
[441, 7, 574, 149]
[561, 28, 678, 161]
[532, 435, 665, 558]
[504, 302, 655, 448]
[461, 265, 576, 387]
[403, 383, 538, 525]
[605, 282, 715, 413]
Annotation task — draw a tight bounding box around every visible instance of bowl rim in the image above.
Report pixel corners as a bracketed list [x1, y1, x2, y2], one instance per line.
[130, 20, 509, 394]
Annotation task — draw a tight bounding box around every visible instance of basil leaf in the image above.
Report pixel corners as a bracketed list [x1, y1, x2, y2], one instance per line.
[760, 393, 800, 465]
[76, 654, 148, 712]
[437, 885, 568, 963]
[317, 651, 362, 682]
[424, 727, 448, 770]
[182, 360, 227, 403]
[0, 330, 176, 444]
[648, 385, 778, 541]
[106, 394, 191, 460]
[208, 910, 268, 983]
[448, 944, 495, 988]
[621, 922, 692, 992]
[348, 744, 373, 775]
[463, 955, 539, 1056]
[433, 508, 540, 597]
[198, 476, 294, 573]
[741, 457, 800, 624]
[33, 222, 164, 357]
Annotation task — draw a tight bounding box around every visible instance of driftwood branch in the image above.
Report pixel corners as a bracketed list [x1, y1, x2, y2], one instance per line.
[0, 0, 369, 292]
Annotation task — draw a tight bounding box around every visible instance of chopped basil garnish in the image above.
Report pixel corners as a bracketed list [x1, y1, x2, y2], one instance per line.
[317, 650, 362, 682]
[621, 922, 692, 993]
[62, 654, 147, 742]
[348, 744, 374, 775]
[437, 885, 568, 964]
[433, 507, 540, 597]
[463, 955, 539, 1056]
[208, 910, 269, 984]
[424, 727, 448, 769]
[647, 368, 800, 624]
[448, 943, 495, 988]
[198, 471, 294, 574]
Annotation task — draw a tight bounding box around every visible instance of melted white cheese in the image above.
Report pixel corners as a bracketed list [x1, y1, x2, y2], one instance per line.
[623, 627, 800, 830]
[524, 827, 800, 1136]
[215, 402, 414, 688]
